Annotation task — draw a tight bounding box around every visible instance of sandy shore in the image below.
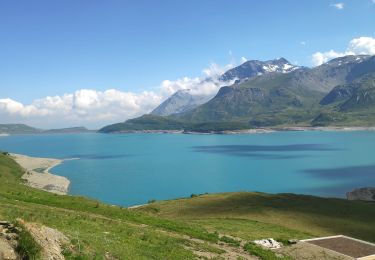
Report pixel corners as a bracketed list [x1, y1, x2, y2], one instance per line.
[10, 153, 70, 195]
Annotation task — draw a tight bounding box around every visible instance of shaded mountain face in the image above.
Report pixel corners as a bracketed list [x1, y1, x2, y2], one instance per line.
[320, 72, 375, 111]
[151, 89, 212, 116]
[220, 58, 300, 82]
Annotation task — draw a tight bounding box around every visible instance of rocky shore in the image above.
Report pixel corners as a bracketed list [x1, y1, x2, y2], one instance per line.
[11, 153, 70, 195]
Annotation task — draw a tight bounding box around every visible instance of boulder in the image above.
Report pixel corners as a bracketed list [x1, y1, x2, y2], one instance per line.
[346, 187, 375, 201]
[253, 238, 282, 249]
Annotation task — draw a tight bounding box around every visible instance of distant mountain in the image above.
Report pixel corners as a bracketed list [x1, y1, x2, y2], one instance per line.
[99, 114, 186, 133]
[43, 127, 92, 134]
[0, 124, 41, 134]
[219, 58, 300, 82]
[100, 55, 375, 132]
[151, 89, 212, 116]
[0, 124, 92, 135]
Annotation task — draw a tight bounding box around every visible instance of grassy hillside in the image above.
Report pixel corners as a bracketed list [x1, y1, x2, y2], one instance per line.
[1, 153, 374, 259]
[137, 192, 375, 243]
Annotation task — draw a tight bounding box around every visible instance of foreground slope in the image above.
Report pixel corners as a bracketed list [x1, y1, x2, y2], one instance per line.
[137, 192, 375, 243]
[1, 153, 374, 259]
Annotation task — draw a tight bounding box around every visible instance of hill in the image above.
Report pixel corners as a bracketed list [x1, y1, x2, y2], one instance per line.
[0, 124, 92, 135]
[0, 124, 41, 134]
[0, 153, 374, 258]
[42, 126, 92, 134]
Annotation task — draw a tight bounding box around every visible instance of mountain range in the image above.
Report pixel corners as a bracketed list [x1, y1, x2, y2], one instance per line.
[100, 55, 375, 133]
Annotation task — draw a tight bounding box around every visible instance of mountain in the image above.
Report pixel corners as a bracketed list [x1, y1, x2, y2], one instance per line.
[42, 126, 92, 134]
[151, 89, 212, 116]
[219, 58, 300, 82]
[0, 124, 41, 134]
[0, 124, 92, 135]
[177, 55, 375, 126]
[100, 55, 375, 132]
[152, 58, 300, 117]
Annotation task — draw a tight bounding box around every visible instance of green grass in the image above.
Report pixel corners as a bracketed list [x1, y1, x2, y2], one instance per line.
[1, 153, 375, 259]
[16, 222, 42, 259]
[219, 236, 240, 247]
[137, 192, 375, 243]
[0, 153, 218, 259]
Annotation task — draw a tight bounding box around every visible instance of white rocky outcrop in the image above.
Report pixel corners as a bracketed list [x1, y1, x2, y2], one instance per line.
[346, 187, 375, 201]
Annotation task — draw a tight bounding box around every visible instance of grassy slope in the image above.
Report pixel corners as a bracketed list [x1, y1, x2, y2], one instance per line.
[137, 192, 375, 243]
[0, 153, 220, 259]
[1, 153, 375, 259]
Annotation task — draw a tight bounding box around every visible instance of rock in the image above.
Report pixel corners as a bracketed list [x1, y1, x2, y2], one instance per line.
[0, 237, 18, 260]
[23, 222, 69, 260]
[288, 239, 299, 244]
[253, 238, 282, 249]
[346, 187, 375, 201]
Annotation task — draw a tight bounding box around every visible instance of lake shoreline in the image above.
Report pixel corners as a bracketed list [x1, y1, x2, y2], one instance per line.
[104, 126, 375, 135]
[10, 153, 70, 195]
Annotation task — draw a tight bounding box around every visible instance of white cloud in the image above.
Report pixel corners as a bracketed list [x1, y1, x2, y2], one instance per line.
[300, 41, 306, 45]
[240, 57, 248, 63]
[0, 62, 236, 129]
[331, 2, 344, 9]
[311, 36, 375, 66]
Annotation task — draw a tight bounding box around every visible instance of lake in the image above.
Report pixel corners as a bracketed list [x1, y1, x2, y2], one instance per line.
[0, 131, 374, 206]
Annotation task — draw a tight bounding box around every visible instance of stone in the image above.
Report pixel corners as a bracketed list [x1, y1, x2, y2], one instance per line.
[288, 239, 299, 244]
[346, 187, 375, 201]
[253, 238, 282, 249]
[0, 238, 18, 260]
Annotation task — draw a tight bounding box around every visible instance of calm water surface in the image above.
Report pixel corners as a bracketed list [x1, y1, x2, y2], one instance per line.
[0, 131, 374, 206]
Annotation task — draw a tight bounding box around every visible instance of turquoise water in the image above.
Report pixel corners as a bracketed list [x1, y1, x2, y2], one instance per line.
[0, 131, 374, 206]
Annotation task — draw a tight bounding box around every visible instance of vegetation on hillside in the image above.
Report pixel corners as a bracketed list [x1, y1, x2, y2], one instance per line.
[1, 153, 374, 258]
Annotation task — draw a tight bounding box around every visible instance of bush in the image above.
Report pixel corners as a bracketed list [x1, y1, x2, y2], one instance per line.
[244, 242, 292, 260]
[219, 236, 240, 247]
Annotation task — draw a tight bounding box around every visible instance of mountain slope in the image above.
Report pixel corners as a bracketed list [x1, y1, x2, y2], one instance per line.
[151, 89, 212, 116]
[312, 72, 375, 126]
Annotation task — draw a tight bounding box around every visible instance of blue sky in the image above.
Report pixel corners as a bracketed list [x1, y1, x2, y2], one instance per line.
[0, 0, 374, 128]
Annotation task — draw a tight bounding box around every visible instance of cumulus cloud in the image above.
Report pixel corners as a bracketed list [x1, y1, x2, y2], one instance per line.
[331, 2, 344, 9]
[0, 62, 236, 129]
[311, 36, 375, 66]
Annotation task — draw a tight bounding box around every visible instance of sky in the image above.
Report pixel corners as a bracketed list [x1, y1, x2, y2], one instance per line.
[0, 0, 375, 129]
